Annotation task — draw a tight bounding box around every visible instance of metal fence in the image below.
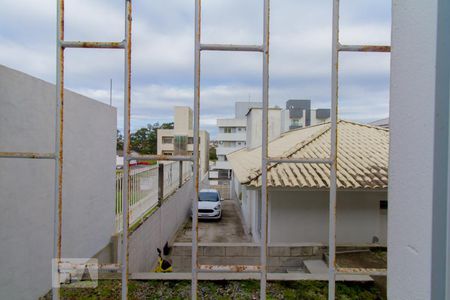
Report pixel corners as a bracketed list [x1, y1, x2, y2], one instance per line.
[115, 161, 192, 232]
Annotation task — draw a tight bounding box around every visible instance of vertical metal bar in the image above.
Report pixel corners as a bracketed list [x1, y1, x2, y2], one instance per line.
[121, 1, 132, 299]
[329, 0, 339, 299]
[158, 163, 164, 205]
[179, 161, 183, 188]
[260, 0, 270, 299]
[53, 1, 64, 299]
[192, 0, 201, 298]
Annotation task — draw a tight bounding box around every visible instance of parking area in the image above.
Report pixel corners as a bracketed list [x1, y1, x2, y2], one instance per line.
[174, 198, 251, 243]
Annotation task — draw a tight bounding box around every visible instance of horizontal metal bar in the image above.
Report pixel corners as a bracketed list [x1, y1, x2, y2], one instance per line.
[336, 268, 387, 276]
[198, 264, 261, 272]
[128, 155, 193, 162]
[0, 152, 56, 159]
[130, 272, 374, 281]
[58, 263, 121, 271]
[60, 40, 126, 49]
[267, 157, 332, 164]
[200, 44, 264, 52]
[338, 44, 391, 53]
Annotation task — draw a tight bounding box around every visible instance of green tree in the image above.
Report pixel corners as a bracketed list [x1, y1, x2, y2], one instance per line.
[129, 122, 174, 154]
[209, 146, 218, 161]
[116, 130, 124, 152]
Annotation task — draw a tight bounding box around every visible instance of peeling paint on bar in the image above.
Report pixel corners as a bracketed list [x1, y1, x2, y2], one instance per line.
[128, 155, 193, 162]
[198, 265, 262, 272]
[336, 268, 387, 276]
[61, 41, 126, 49]
[58, 263, 121, 271]
[0, 152, 56, 159]
[200, 44, 264, 52]
[122, 1, 133, 300]
[267, 157, 332, 164]
[338, 44, 391, 53]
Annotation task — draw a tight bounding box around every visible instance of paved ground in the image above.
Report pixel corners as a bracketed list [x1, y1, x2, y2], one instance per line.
[174, 199, 251, 243]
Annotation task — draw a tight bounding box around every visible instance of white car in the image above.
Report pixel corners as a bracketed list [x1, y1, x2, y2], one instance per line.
[194, 189, 223, 220]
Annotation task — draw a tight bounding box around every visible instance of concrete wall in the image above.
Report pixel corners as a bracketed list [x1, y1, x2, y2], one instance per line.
[246, 108, 282, 149]
[0, 65, 116, 300]
[389, 0, 450, 299]
[171, 243, 325, 273]
[174, 106, 193, 134]
[128, 177, 194, 272]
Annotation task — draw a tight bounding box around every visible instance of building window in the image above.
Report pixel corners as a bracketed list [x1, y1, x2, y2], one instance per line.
[380, 200, 388, 210]
[162, 137, 173, 144]
[224, 128, 233, 133]
[162, 151, 173, 156]
[187, 137, 200, 144]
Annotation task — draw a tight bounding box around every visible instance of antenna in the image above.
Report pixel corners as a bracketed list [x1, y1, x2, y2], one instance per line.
[109, 78, 113, 106]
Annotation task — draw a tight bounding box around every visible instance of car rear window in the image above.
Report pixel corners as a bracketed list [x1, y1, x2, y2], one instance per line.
[198, 192, 219, 202]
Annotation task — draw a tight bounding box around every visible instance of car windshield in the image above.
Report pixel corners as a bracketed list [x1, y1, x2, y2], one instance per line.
[198, 192, 219, 202]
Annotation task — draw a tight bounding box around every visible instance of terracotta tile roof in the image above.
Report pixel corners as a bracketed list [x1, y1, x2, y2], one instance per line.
[228, 120, 389, 189]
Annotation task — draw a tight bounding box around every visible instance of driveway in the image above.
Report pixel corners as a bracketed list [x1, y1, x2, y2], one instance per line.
[174, 198, 251, 243]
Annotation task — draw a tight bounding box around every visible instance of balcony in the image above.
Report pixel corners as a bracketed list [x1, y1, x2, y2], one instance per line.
[216, 132, 246, 142]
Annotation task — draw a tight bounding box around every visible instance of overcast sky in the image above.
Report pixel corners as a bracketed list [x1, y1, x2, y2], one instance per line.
[0, 0, 391, 138]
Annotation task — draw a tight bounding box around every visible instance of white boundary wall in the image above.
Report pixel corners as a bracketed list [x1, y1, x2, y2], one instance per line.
[389, 1, 450, 299]
[0, 65, 116, 300]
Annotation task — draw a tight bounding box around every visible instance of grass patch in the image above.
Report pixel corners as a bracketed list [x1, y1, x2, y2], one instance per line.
[41, 280, 385, 300]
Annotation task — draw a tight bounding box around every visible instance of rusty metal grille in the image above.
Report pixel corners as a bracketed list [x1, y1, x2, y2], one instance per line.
[0, 1, 391, 300]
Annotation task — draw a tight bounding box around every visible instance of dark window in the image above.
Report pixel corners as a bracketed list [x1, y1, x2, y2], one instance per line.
[380, 200, 388, 209]
[162, 137, 173, 144]
[198, 192, 220, 202]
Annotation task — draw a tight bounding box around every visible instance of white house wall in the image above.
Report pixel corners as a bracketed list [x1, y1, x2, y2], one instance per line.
[269, 190, 387, 245]
[238, 186, 387, 245]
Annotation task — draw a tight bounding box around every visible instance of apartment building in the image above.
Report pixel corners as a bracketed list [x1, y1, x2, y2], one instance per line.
[282, 99, 331, 131]
[214, 102, 262, 175]
[157, 106, 210, 175]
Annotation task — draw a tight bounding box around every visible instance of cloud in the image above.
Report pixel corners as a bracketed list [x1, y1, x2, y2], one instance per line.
[0, 0, 391, 139]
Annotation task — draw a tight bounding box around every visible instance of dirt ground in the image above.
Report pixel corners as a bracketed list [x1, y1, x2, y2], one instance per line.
[336, 249, 387, 298]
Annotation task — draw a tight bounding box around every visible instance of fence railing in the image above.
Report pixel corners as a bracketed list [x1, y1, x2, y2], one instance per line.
[115, 161, 192, 232]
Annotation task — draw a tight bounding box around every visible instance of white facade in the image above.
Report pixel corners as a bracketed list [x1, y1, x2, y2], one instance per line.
[0, 65, 117, 300]
[215, 102, 261, 171]
[157, 106, 210, 175]
[388, 0, 450, 299]
[246, 108, 283, 149]
[215, 118, 247, 170]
